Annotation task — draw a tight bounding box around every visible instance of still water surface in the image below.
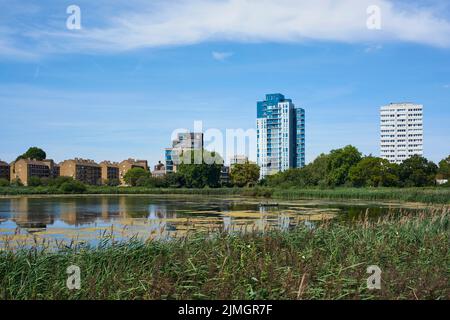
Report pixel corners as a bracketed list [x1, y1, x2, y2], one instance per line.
[0, 195, 426, 249]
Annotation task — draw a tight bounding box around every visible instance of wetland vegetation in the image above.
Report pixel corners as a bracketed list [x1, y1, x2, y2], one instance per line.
[1, 186, 449, 204]
[0, 206, 448, 300]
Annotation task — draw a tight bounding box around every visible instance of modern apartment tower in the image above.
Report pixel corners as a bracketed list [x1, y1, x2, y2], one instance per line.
[257, 94, 305, 178]
[380, 103, 423, 164]
[165, 132, 204, 173]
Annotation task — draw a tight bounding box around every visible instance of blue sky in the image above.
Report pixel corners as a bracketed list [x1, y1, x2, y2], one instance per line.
[1, 0, 449, 166]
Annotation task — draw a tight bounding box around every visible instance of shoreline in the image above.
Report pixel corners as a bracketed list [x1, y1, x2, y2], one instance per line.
[0, 186, 449, 204]
[0, 192, 442, 209]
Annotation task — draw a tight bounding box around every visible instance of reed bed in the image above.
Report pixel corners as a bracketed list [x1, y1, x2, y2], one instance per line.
[1, 186, 449, 204]
[273, 187, 450, 204]
[0, 207, 448, 300]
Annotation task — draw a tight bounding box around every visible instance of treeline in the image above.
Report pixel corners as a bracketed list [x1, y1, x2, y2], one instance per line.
[263, 145, 450, 188]
[2, 146, 448, 191]
[0, 176, 87, 193]
[0, 147, 261, 190]
[123, 150, 260, 188]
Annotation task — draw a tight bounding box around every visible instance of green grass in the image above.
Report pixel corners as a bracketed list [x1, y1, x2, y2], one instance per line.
[272, 187, 450, 204]
[0, 186, 260, 197]
[1, 208, 448, 300]
[1, 185, 449, 204]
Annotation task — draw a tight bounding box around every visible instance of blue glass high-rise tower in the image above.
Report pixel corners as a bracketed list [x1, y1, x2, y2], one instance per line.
[256, 94, 305, 178]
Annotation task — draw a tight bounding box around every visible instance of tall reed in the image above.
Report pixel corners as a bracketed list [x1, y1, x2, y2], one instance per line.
[0, 207, 448, 300]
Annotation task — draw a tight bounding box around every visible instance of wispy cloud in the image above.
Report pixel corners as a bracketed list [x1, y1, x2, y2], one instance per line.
[364, 44, 383, 53]
[1, 0, 450, 57]
[212, 51, 234, 61]
[0, 37, 38, 60]
[444, 84, 450, 89]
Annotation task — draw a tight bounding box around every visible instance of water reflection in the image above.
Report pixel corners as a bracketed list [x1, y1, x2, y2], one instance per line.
[0, 195, 423, 249]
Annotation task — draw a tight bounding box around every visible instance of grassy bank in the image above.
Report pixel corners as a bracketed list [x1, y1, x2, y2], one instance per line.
[0, 186, 246, 197]
[272, 187, 450, 204]
[1, 185, 449, 204]
[0, 208, 448, 300]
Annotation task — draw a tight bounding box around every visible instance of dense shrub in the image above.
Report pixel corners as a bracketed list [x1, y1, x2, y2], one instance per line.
[264, 146, 442, 189]
[9, 178, 23, 187]
[0, 179, 9, 187]
[123, 168, 149, 186]
[28, 176, 42, 187]
[59, 180, 87, 193]
[103, 179, 120, 187]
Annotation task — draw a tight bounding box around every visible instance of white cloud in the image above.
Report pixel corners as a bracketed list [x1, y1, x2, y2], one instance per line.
[212, 51, 234, 61]
[444, 84, 450, 89]
[2, 0, 450, 56]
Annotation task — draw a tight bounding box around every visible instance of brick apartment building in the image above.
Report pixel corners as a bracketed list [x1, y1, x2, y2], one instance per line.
[10, 159, 58, 186]
[0, 160, 10, 181]
[119, 159, 149, 184]
[59, 158, 102, 185]
[99, 161, 120, 182]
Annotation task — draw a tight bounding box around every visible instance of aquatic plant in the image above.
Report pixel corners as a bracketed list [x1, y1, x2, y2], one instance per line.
[0, 207, 448, 300]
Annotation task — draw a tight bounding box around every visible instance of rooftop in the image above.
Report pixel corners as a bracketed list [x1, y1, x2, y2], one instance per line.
[99, 161, 119, 166]
[15, 158, 55, 166]
[60, 158, 100, 166]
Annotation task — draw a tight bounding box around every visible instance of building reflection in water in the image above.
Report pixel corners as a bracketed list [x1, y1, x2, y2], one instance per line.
[277, 214, 291, 231]
[4, 196, 140, 230]
[10, 197, 54, 229]
[148, 204, 168, 220]
[148, 204, 172, 234]
[59, 201, 78, 226]
[223, 216, 232, 233]
[101, 197, 121, 220]
[0, 196, 330, 246]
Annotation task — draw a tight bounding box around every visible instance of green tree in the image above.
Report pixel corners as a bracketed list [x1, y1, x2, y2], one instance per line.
[28, 176, 42, 187]
[177, 150, 223, 188]
[135, 176, 151, 187]
[230, 163, 260, 187]
[17, 147, 46, 161]
[10, 178, 23, 187]
[0, 179, 9, 187]
[399, 155, 438, 187]
[438, 155, 450, 179]
[51, 176, 75, 188]
[266, 168, 310, 187]
[326, 145, 362, 186]
[163, 172, 185, 188]
[265, 153, 330, 188]
[123, 168, 150, 186]
[349, 157, 399, 187]
[103, 179, 120, 187]
[59, 180, 87, 193]
[302, 153, 330, 187]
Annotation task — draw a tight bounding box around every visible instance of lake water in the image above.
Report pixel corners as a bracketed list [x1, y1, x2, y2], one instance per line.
[0, 195, 427, 249]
